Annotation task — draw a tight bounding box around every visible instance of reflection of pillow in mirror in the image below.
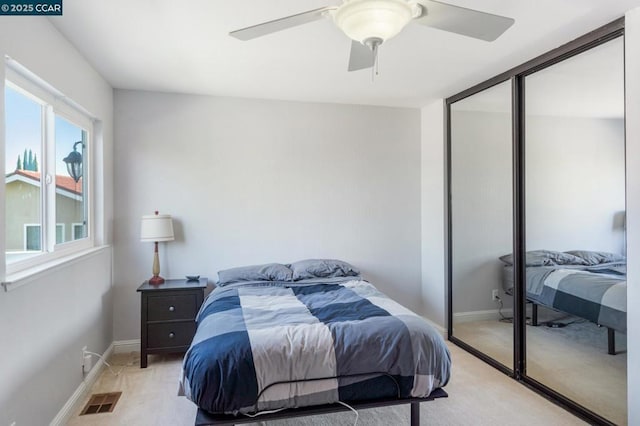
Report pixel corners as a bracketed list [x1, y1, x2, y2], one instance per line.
[217, 263, 293, 286]
[586, 264, 626, 275]
[565, 250, 626, 266]
[499, 250, 588, 267]
[290, 259, 360, 281]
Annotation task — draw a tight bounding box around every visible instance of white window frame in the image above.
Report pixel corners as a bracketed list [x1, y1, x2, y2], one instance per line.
[4, 61, 95, 276]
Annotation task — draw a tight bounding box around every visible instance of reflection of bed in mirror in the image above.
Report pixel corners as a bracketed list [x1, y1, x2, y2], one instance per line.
[500, 250, 626, 355]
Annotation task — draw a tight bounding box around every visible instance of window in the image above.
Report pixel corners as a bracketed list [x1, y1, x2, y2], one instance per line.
[4, 61, 94, 273]
[24, 224, 41, 251]
[5, 86, 42, 259]
[56, 223, 65, 244]
[55, 115, 87, 243]
[72, 222, 85, 240]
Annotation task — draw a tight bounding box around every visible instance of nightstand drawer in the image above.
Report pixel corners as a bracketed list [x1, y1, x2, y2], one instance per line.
[147, 322, 196, 349]
[147, 294, 198, 321]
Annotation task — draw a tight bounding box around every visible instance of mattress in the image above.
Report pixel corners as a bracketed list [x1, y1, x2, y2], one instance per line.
[179, 278, 451, 415]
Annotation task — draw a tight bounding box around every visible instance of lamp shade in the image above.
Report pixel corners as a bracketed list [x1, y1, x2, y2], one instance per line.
[140, 214, 175, 242]
[333, 0, 420, 44]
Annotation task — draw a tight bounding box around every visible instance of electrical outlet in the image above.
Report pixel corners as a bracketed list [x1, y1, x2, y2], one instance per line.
[492, 289, 500, 301]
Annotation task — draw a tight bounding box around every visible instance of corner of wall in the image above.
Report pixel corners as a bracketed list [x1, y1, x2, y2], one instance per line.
[420, 100, 446, 327]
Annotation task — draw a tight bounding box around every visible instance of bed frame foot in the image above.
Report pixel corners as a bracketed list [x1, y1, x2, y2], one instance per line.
[531, 303, 538, 326]
[608, 328, 616, 355]
[410, 402, 419, 426]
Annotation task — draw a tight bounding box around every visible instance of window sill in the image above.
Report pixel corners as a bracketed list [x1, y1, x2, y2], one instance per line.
[2, 245, 111, 292]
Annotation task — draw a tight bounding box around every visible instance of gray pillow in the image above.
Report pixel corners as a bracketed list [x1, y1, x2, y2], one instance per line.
[290, 259, 360, 281]
[499, 250, 588, 267]
[565, 250, 626, 266]
[217, 263, 293, 286]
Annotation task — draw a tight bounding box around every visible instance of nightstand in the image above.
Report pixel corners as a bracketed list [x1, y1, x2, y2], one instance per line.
[137, 278, 207, 368]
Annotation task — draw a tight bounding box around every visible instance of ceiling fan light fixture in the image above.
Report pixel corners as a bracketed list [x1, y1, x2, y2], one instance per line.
[333, 0, 422, 45]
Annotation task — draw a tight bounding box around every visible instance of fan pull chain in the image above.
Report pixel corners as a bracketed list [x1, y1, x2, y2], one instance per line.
[371, 42, 380, 82]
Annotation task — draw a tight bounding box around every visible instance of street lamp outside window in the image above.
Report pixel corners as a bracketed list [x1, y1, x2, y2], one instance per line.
[63, 141, 83, 183]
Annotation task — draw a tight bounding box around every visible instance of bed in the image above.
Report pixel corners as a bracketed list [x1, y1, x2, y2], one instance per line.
[500, 250, 626, 354]
[179, 259, 451, 425]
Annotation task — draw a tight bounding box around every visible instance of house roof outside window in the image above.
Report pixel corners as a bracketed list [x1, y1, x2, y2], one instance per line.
[5, 169, 83, 198]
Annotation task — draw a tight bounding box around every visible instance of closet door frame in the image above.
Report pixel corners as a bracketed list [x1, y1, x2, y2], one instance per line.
[445, 18, 624, 426]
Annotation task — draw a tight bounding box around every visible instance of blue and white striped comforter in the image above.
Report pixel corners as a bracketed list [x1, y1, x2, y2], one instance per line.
[179, 278, 451, 415]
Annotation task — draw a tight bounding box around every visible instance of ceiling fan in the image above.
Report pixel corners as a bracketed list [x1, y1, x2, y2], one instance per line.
[229, 0, 515, 72]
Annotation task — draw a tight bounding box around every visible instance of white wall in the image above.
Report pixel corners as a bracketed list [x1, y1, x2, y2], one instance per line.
[421, 100, 446, 326]
[450, 109, 513, 314]
[527, 115, 625, 254]
[0, 17, 114, 426]
[625, 7, 640, 426]
[113, 90, 422, 340]
[0, 249, 112, 425]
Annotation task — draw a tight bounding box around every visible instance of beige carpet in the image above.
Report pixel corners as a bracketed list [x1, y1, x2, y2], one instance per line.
[66, 343, 586, 426]
[454, 309, 627, 426]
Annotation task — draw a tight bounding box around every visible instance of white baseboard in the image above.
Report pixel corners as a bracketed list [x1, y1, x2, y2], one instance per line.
[49, 342, 114, 426]
[50, 339, 142, 425]
[453, 308, 513, 323]
[113, 339, 140, 354]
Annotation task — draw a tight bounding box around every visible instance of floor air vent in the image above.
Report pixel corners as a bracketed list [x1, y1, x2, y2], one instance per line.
[80, 392, 122, 415]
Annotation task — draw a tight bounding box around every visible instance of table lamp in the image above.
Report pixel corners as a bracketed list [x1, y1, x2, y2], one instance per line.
[140, 211, 174, 284]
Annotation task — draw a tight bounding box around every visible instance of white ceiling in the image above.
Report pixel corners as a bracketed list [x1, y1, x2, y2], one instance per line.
[49, 0, 640, 108]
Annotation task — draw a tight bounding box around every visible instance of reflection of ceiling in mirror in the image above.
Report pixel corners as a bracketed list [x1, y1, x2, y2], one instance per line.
[452, 80, 512, 115]
[452, 37, 624, 119]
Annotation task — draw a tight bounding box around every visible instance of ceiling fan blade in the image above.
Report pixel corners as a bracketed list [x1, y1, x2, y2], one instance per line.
[230, 6, 335, 41]
[348, 41, 375, 72]
[416, 0, 514, 42]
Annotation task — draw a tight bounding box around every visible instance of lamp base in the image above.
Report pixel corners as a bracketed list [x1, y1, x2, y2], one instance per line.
[148, 275, 165, 285]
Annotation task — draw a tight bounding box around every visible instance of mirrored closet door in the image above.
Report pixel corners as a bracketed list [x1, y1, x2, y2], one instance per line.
[447, 19, 626, 426]
[449, 80, 513, 371]
[524, 36, 626, 425]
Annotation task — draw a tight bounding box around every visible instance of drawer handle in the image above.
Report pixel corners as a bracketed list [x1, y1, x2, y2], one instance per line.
[168, 306, 175, 312]
[169, 332, 175, 339]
